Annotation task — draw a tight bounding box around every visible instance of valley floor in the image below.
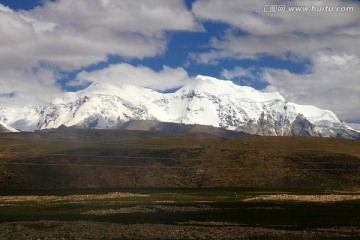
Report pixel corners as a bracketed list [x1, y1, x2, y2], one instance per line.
[1, 220, 359, 240]
[0, 189, 359, 239]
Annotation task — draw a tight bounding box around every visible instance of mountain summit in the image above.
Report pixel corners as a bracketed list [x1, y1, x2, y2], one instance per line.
[0, 75, 358, 138]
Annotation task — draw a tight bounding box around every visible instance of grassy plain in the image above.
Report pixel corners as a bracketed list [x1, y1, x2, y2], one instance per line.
[0, 188, 360, 239]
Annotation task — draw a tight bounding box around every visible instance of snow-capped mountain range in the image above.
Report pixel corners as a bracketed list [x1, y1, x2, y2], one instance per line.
[0, 75, 359, 138]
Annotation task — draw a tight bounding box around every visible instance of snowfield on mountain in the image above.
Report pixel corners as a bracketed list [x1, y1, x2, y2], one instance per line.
[0, 75, 358, 138]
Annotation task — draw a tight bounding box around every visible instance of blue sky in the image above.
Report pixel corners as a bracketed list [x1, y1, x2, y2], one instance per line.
[0, 0, 359, 123]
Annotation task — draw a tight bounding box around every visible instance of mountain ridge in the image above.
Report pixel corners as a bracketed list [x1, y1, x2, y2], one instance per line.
[0, 75, 358, 139]
[0, 124, 10, 133]
[0, 122, 18, 133]
[118, 120, 253, 139]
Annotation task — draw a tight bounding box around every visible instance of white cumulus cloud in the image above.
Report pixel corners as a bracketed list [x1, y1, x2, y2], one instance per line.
[73, 64, 191, 91]
[1, 0, 199, 70]
[191, 0, 360, 62]
[221, 67, 253, 80]
[0, 67, 63, 107]
[0, 0, 199, 106]
[193, 0, 359, 36]
[263, 51, 360, 122]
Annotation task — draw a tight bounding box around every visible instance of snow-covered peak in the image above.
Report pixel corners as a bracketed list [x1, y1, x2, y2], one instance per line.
[182, 75, 285, 103]
[0, 75, 357, 138]
[78, 81, 118, 96]
[290, 103, 340, 124]
[195, 75, 233, 85]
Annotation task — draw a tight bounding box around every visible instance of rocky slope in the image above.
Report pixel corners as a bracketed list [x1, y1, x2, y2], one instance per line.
[118, 120, 253, 139]
[0, 122, 18, 133]
[0, 124, 10, 133]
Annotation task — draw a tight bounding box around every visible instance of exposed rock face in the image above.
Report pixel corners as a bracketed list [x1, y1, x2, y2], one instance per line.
[288, 115, 319, 136]
[237, 114, 320, 137]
